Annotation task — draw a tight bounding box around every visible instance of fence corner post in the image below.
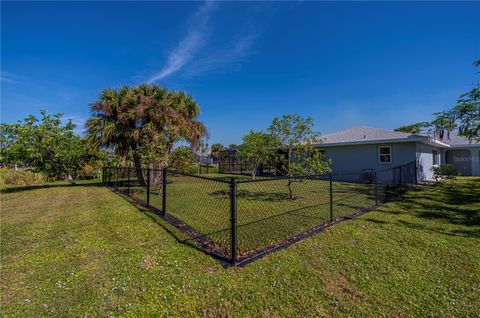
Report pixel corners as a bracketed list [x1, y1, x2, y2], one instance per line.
[127, 167, 131, 196]
[116, 167, 119, 191]
[146, 167, 150, 206]
[374, 171, 378, 206]
[230, 177, 238, 266]
[162, 168, 167, 215]
[329, 174, 333, 222]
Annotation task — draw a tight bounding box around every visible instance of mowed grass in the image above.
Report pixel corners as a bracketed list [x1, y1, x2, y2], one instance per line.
[1, 178, 479, 317]
[118, 174, 376, 256]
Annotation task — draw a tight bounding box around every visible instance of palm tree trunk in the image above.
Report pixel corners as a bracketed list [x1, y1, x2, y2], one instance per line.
[119, 154, 127, 167]
[132, 151, 146, 186]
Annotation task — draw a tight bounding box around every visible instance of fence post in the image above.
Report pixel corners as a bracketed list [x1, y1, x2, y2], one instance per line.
[146, 168, 150, 206]
[102, 167, 105, 183]
[414, 161, 418, 185]
[399, 165, 402, 185]
[230, 177, 238, 265]
[329, 174, 333, 222]
[162, 168, 167, 215]
[374, 171, 378, 206]
[116, 167, 119, 191]
[127, 167, 131, 196]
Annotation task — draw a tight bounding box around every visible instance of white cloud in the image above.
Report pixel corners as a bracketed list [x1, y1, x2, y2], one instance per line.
[147, 1, 216, 83]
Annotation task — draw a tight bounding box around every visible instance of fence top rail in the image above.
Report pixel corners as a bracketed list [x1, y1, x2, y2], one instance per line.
[236, 173, 331, 184]
[166, 169, 231, 183]
[104, 166, 231, 184]
[104, 160, 416, 185]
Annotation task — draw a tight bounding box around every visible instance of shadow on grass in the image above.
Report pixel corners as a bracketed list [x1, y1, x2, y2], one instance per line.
[0, 181, 105, 193]
[209, 189, 291, 201]
[363, 179, 480, 238]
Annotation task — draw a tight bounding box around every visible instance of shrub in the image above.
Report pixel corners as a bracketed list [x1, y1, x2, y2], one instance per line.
[77, 161, 103, 180]
[0, 167, 47, 187]
[431, 164, 460, 182]
[169, 146, 196, 174]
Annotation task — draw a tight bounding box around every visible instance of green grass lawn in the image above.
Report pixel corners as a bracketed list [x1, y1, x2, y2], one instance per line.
[116, 173, 377, 257]
[1, 178, 479, 317]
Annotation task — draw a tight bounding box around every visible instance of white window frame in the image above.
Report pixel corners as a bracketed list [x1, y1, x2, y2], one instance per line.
[433, 149, 439, 165]
[378, 145, 392, 164]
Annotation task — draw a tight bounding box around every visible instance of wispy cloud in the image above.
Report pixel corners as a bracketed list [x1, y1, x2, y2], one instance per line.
[1, 72, 20, 84]
[147, 1, 216, 83]
[145, 1, 268, 83]
[183, 32, 258, 77]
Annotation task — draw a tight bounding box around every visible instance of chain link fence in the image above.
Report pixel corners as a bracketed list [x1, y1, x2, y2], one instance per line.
[103, 161, 416, 265]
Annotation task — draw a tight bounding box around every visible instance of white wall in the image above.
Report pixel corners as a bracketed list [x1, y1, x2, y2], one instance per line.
[416, 143, 443, 181]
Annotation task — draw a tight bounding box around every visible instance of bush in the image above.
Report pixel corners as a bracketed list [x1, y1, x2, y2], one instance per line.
[77, 161, 103, 180]
[169, 146, 196, 174]
[431, 164, 460, 182]
[0, 167, 47, 187]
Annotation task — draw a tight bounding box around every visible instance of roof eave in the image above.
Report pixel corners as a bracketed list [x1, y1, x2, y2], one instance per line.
[315, 136, 450, 148]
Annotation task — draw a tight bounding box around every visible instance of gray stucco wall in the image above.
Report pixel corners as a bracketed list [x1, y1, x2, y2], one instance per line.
[415, 143, 442, 181]
[322, 142, 416, 173]
[320, 142, 444, 183]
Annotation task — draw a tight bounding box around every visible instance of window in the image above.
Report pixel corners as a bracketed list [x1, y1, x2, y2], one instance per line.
[433, 150, 439, 165]
[378, 146, 391, 163]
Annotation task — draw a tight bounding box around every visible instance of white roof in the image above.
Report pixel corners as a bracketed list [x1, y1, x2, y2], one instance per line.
[315, 126, 450, 148]
[424, 131, 479, 147]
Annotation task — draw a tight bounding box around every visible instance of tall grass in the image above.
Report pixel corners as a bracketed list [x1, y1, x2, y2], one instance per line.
[0, 167, 47, 187]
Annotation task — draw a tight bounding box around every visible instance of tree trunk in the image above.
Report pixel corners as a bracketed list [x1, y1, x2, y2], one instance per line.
[119, 155, 127, 167]
[132, 151, 146, 186]
[251, 163, 258, 180]
[287, 178, 294, 199]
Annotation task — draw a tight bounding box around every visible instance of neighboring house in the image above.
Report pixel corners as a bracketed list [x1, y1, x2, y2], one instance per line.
[439, 131, 480, 177]
[314, 126, 479, 183]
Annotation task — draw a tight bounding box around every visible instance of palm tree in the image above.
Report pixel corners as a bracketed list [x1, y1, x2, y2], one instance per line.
[86, 86, 136, 167]
[87, 84, 207, 185]
[210, 143, 224, 163]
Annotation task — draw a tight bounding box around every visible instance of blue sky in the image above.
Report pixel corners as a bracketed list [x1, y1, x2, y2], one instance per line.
[2, 1, 479, 145]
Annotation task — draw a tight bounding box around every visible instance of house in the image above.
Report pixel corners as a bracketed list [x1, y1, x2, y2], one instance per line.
[314, 126, 479, 183]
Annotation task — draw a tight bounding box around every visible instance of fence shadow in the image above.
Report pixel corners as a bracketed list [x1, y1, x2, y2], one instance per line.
[1, 181, 105, 194]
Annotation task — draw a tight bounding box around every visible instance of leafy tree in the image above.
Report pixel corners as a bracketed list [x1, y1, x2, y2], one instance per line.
[394, 122, 430, 134]
[431, 110, 458, 139]
[0, 110, 98, 184]
[210, 143, 224, 163]
[268, 114, 331, 199]
[169, 146, 195, 174]
[238, 130, 279, 179]
[453, 60, 480, 141]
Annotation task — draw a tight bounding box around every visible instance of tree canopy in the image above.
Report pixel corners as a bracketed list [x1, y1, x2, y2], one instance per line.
[86, 84, 207, 182]
[238, 130, 279, 179]
[0, 110, 100, 183]
[268, 114, 331, 198]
